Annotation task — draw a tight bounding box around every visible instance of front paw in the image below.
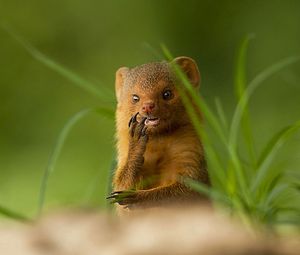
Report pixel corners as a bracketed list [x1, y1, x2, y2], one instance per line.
[128, 112, 148, 145]
[106, 190, 138, 206]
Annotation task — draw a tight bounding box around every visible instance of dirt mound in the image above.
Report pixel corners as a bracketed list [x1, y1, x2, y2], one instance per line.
[0, 207, 298, 255]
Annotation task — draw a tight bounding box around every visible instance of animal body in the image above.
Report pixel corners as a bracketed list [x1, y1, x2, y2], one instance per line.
[107, 57, 210, 214]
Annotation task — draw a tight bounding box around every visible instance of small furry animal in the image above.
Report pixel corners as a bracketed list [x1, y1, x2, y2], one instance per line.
[107, 57, 210, 214]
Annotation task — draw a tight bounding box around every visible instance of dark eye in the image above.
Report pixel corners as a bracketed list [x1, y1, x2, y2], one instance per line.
[132, 94, 140, 103]
[162, 90, 172, 100]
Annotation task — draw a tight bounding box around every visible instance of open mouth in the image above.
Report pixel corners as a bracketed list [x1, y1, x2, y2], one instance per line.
[145, 117, 160, 126]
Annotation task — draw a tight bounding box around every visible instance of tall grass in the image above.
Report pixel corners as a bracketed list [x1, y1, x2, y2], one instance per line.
[1, 25, 115, 220]
[38, 107, 114, 216]
[163, 37, 300, 230]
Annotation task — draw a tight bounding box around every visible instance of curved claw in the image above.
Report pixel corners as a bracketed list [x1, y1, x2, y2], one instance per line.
[106, 191, 123, 199]
[141, 116, 147, 124]
[106, 190, 136, 205]
[128, 112, 139, 127]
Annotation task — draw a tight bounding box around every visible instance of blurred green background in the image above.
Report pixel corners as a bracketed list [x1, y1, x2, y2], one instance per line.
[0, 0, 299, 218]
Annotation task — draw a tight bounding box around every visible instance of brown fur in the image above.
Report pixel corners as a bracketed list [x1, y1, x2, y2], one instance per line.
[111, 57, 210, 215]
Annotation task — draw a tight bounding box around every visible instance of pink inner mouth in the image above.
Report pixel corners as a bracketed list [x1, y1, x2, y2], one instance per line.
[145, 118, 160, 126]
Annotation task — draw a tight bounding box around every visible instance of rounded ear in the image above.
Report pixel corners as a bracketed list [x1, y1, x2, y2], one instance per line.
[115, 67, 129, 102]
[172, 56, 201, 88]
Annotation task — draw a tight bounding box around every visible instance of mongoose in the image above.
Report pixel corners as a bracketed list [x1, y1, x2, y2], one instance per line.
[107, 57, 210, 214]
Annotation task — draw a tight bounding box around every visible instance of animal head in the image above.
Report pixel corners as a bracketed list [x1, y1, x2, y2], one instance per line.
[115, 57, 200, 134]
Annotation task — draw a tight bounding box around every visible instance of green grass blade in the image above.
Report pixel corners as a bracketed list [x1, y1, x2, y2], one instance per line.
[275, 218, 300, 226]
[161, 44, 228, 192]
[234, 34, 255, 98]
[0, 204, 31, 222]
[263, 183, 289, 209]
[234, 34, 256, 165]
[251, 120, 300, 193]
[161, 43, 173, 60]
[161, 44, 227, 145]
[229, 56, 300, 150]
[161, 44, 205, 139]
[38, 108, 93, 215]
[142, 42, 164, 60]
[1, 24, 115, 104]
[38, 107, 113, 215]
[227, 146, 248, 197]
[204, 145, 227, 190]
[185, 178, 231, 206]
[215, 97, 228, 132]
[257, 170, 283, 205]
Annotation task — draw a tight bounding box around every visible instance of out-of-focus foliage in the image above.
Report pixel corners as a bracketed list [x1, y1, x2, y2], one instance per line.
[0, 0, 299, 218]
[164, 41, 300, 229]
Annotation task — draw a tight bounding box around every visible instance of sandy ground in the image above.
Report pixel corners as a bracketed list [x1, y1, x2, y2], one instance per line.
[0, 206, 299, 255]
